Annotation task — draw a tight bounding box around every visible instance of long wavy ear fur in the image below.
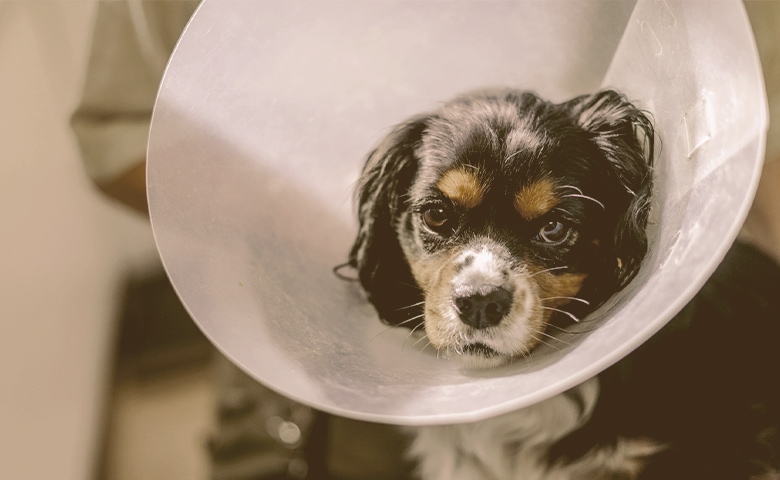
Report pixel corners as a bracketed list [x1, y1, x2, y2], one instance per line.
[570, 90, 655, 293]
[349, 117, 429, 326]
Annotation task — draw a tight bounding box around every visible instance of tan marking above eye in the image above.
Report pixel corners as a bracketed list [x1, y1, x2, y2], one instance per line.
[437, 168, 485, 209]
[533, 269, 589, 308]
[514, 178, 559, 220]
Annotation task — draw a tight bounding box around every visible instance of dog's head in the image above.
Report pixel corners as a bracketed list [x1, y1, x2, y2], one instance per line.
[349, 89, 654, 368]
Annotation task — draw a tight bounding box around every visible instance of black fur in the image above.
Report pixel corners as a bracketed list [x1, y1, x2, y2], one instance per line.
[348, 117, 428, 327]
[548, 241, 780, 478]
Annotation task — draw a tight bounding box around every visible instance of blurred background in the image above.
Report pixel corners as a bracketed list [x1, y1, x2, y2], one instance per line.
[1, 2, 779, 480]
[0, 2, 213, 479]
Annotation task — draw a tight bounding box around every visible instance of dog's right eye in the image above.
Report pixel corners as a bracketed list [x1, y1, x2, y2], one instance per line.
[534, 220, 571, 245]
[421, 207, 451, 232]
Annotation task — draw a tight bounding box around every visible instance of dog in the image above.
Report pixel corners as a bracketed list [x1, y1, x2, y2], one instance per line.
[349, 89, 653, 368]
[346, 89, 780, 479]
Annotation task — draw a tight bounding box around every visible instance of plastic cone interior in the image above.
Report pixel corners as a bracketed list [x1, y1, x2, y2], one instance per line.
[148, 0, 767, 425]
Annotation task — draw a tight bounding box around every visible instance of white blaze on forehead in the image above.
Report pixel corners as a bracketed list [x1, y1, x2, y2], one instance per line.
[454, 247, 506, 288]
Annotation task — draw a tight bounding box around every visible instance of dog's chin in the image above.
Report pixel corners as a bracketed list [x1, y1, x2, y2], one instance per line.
[423, 307, 543, 370]
[449, 342, 513, 369]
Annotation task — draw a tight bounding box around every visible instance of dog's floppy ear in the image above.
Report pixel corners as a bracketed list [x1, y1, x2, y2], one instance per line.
[349, 117, 430, 326]
[570, 90, 655, 290]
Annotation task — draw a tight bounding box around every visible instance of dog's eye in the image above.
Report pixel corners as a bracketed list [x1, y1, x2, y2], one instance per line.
[421, 207, 451, 232]
[535, 221, 570, 244]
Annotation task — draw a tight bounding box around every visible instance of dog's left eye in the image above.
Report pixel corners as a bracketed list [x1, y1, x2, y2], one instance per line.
[535, 221, 570, 244]
[421, 207, 452, 233]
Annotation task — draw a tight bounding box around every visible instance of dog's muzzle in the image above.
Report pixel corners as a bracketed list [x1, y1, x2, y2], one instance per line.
[450, 246, 518, 329]
[453, 285, 513, 329]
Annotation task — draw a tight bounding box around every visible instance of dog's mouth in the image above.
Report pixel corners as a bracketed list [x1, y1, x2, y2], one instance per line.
[452, 341, 512, 369]
[462, 342, 499, 357]
[419, 246, 542, 368]
[417, 243, 584, 368]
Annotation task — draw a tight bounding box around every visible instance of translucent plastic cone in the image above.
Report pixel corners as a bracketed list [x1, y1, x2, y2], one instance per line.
[148, 0, 766, 425]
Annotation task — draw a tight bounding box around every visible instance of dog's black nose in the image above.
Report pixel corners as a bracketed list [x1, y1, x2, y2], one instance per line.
[453, 286, 512, 329]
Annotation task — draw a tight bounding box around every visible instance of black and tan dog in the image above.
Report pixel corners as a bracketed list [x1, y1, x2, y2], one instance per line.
[350, 89, 652, 368]
[347, 89, 780, 479]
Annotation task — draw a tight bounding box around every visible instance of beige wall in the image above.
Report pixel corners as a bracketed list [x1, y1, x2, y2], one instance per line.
[0, 3, 160, 479]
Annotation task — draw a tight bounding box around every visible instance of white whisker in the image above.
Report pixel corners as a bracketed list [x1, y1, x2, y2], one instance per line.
[513, 344, 532, 359]
[559, 185, 584, 195]
[558, 185, 606, 210]
[402, 322, 426, 351]
[504, 149, 524, 163]
[412, 334, 430, 348]
[367, 313, 424, 343]
[394, 301, 425, 311]
[527, 266, 569, 278]
[546, 322, 573, 333]
[397, 313, 426, 326]
[416, 339, 434, 357]
[562, 193, 606, 210]
[530, 334, 561, 352]
[539, 330, 571, 346]
[540, 296, 590, 305]
[540, 306, 582, 323]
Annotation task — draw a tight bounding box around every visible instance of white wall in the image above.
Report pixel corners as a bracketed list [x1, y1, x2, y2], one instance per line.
[0, 3, 160, 479]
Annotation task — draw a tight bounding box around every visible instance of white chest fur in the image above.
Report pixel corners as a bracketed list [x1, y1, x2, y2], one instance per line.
[407, 378, 662, 480]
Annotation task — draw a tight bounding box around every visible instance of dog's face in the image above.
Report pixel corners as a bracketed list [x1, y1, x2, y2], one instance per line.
[350, 90, 654, 368]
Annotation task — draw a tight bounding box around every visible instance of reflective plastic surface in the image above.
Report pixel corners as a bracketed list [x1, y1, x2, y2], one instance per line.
[148, 0, 767, 425]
